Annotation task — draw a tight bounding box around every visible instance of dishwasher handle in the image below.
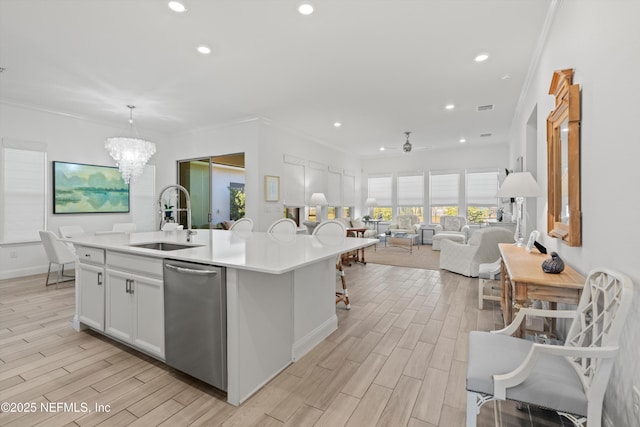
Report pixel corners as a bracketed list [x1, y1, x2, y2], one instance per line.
[165, 263, 219, 275]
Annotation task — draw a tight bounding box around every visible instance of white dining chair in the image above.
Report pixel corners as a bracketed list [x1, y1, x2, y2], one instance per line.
[39, 230, 76, 288]
[229, 218, 253, 232]
[312, 220, 350, 309]
[267, 218, 297, 234]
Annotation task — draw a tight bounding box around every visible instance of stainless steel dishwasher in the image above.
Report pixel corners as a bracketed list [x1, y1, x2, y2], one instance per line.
[163, 259, 227, 391]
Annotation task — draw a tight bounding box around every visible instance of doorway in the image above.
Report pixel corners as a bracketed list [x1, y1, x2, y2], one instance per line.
[177, 153, 245, 229]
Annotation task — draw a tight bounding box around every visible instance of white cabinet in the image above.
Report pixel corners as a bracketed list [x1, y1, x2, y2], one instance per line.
[105, 252, 164, 359]
[76, 246, 106, 331]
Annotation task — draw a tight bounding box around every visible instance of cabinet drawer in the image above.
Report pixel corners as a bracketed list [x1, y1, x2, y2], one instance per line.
[107, 251, 163, 277]
[77, 246, 105, 265]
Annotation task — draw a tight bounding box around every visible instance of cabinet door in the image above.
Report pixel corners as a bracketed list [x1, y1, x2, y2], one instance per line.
[105, 269, 134, 343]
[78, 263, 105, 331]
[131, 274, 165, 359]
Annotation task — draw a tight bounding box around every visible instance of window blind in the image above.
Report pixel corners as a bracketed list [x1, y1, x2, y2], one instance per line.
[430, 173, 459, 206]
[327, 171, 341, 206]
[1, 142, 47, 244]
[306, 164, 324, 204]
[368, 175, 392, 205]
[283, 163, 305, 206]
[397, 174, 424, 205]
[466, 171, 499, 205]
[342, 174, 355, 207]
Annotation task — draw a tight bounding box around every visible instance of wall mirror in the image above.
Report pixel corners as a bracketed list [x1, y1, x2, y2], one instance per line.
[547, 69, 581, 246]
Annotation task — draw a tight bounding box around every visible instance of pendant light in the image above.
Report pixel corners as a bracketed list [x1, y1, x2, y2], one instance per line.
[105, 105, 156, 184]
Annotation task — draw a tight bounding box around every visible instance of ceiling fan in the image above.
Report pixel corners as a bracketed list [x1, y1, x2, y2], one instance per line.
[379, 131, 429, 153]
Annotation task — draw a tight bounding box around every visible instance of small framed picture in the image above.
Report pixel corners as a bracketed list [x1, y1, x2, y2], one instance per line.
[526, 230, 540, 253]
[264, 175, 280, 202]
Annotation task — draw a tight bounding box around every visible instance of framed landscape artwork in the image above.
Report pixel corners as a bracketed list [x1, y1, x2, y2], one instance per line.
[53, 161, 130, 214]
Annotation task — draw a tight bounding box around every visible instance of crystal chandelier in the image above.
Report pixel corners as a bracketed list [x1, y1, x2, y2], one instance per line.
[105, 105, 156, 184]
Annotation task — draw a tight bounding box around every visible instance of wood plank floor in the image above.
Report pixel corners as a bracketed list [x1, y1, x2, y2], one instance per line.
[0, 264, 568, 426]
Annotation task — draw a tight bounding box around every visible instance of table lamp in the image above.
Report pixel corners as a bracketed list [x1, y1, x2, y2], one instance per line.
[496, 172, 541, 246]
[310, 192, 328, 222]
[365, 197, 378, 218]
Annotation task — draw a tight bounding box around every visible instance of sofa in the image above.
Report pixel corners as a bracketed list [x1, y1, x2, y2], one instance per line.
[387, 215, 421, 234]
[439, 227, 514, 277]
[334, 217, 377, 238]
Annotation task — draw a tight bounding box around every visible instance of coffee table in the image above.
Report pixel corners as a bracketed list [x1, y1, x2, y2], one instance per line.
[379, 232, 420, 254]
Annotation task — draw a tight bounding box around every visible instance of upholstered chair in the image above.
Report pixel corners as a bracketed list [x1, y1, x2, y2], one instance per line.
[439, 227, 514, 277]
[432, 216, 471, 250]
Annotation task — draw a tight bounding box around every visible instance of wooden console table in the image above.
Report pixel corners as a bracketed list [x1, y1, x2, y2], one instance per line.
[498, 243, 585, 336]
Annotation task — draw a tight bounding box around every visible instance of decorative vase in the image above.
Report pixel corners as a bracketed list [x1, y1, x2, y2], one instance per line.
[165, 210, 172, 219]
[542, 252, 565, 274]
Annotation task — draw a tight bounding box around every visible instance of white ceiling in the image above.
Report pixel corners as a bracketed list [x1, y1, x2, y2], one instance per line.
[0, 0, 552, 157]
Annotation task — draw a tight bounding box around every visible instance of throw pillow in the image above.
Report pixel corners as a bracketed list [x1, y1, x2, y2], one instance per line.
[352, 218, 364, 228]
[398, 216, 412, 229]
[444, 217, 461, 231]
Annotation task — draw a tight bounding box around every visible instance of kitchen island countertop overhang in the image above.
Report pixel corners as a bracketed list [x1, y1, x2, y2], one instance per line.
[66, 229, 377, 275]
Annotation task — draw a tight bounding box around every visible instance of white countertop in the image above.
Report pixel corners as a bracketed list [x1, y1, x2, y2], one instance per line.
[67, 230, 377, 274]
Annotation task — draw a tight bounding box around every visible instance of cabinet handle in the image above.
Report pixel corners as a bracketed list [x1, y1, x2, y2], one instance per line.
[97, 272, 102, 286]
[125, 279, 130, 294]
[129, 279, 134, 295]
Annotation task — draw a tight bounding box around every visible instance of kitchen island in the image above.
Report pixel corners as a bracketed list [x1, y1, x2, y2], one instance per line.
[68, 229, 376, 406]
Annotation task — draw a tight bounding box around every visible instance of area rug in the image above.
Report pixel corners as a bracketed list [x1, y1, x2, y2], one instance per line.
[360, 243, 440, 270]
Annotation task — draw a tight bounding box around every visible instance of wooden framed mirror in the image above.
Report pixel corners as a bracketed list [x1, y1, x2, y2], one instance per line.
[547, 69, 581, 246]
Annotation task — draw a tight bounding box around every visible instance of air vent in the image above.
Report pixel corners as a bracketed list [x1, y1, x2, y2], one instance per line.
[476, 104, 494, 112]
[479, 133, 492, 138]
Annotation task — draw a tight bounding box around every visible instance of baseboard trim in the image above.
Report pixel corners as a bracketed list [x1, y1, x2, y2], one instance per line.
[0, 265, 48, 280]
[291, 315, 337, 361]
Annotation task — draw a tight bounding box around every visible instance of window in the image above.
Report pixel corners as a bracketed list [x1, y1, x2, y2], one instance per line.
[466, 170, 499, 224]
[367, 175, 392, 221]
[1, 141, 47, 244]
[342, 207, 352, 218]
[327, 207, 336, 220]
[430, 172, 459, 223]
[397, 173, 424, 222]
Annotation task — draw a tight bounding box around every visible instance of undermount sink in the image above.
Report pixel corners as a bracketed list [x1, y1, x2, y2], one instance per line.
[129, 242, 202, 251]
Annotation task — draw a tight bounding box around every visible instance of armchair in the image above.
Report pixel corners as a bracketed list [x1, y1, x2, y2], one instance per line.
[439, 227, 514, 277]
[466, 268, 633, 427]
[387, 215, 420, 234]
[431, 216, 470, 250]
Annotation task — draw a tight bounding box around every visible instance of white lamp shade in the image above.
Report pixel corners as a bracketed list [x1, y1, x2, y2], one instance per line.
[365, 197, 378, 207]
[496, 172, 542, 198]
[309, 192, 328, 206]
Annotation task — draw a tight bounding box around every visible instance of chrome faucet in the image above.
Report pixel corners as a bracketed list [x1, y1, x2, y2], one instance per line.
[157, 184, 197, 242]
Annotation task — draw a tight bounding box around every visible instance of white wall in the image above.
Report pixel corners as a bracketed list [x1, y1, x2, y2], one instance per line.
[0, 103, 165, 279]
[257, 120, 363, 232]
[508, 1, 640, 425]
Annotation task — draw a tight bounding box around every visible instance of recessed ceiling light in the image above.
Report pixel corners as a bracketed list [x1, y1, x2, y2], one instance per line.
[168, 1, 187, 13]
[333, 122, 342, 128]
[197, 45, 211, 55]
[475, 53, 489, 62]
[459, 138, 466, 143]
[445, 104, 455, 110]
[379, 147, 385, 151]
[298, 3, 314, 15]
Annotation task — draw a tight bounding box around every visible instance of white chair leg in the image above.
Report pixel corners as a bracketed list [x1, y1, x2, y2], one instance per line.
[466, 391, 479, 427]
